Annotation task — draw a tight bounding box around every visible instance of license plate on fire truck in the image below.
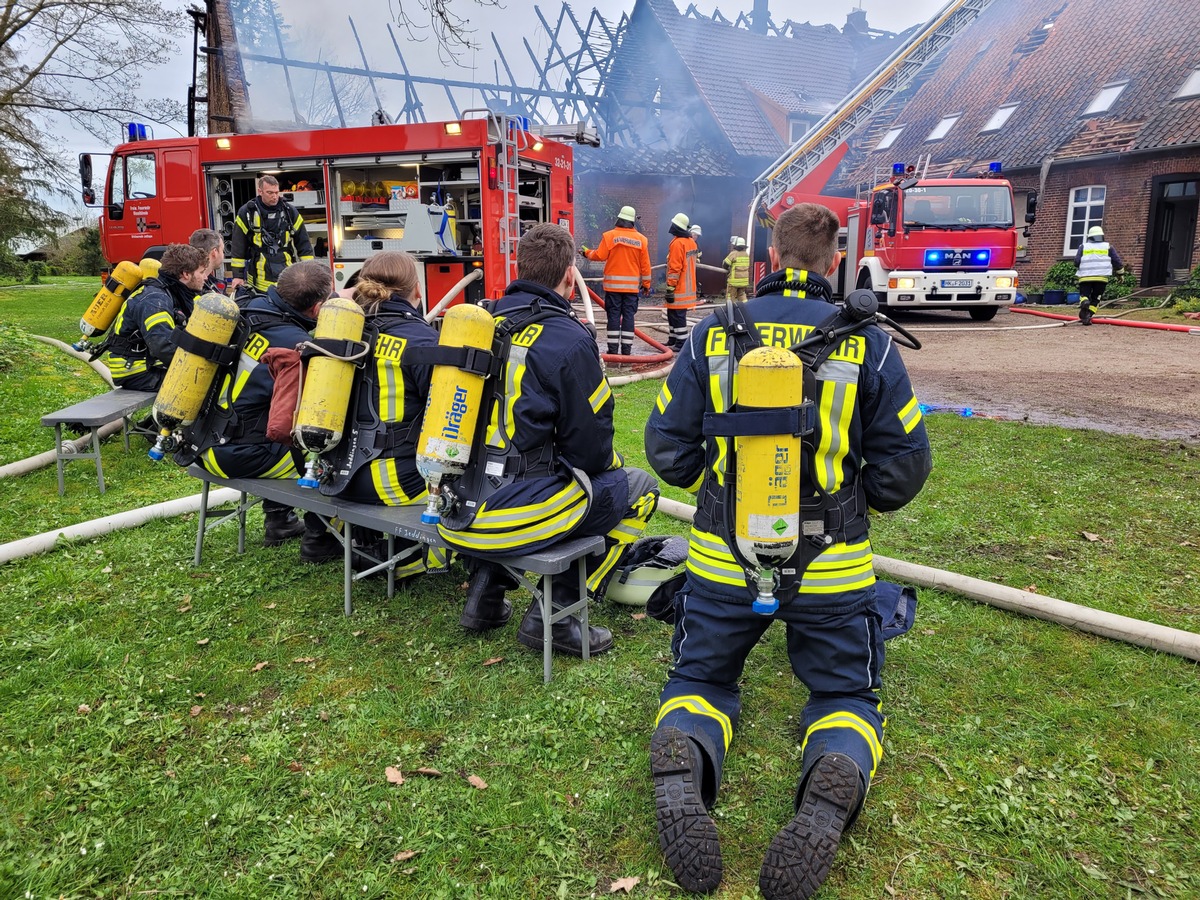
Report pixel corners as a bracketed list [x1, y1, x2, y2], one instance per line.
[941, 279, 973, 288]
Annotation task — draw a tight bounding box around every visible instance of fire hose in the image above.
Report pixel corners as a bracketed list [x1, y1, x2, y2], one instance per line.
[1011, 307, 1200, 333]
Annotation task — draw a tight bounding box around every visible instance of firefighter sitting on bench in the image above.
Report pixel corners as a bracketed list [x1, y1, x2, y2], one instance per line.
[438, 222, 661, 656]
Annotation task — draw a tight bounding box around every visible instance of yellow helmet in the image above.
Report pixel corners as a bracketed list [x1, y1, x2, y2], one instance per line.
[670, 212, 690, 231]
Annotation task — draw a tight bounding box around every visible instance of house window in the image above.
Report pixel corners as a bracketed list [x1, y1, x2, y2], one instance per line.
[788, 116, 815, 143]
[875, 127, 904, 151]
[1064, 185, 1106, 255]
[981, 103, 1019, 133]
[1175, 68, 1200, 100]
[1083, 82, 1127, 116]
[926, 115, 960, 141]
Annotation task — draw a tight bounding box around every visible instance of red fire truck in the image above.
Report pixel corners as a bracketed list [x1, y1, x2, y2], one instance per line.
[79, 111, 583, 311]
[772, 162, 1026, 321]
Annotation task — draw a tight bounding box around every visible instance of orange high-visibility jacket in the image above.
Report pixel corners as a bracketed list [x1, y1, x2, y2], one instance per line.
[665, 236, 699, 308]
[585, 226, 652, 293]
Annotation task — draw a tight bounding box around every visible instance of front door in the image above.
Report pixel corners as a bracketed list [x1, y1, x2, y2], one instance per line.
[104, 151, 163, 261]
[1145, 177, 1199, 285]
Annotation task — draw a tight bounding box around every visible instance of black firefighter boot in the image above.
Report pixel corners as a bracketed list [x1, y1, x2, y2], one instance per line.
[262, 503, 306, 547]
[299, 512, 343, 564]
[459, 562, 517, 632]
[759, 753, 864, 900]
[650, 726, 723, 893]
[515, 581, 614, 656]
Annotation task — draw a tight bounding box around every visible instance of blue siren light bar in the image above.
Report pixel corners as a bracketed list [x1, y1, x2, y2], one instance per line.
[893, 163, 906, 176]
[989, 161, 1003, 174]
[924, 248, 991, 267]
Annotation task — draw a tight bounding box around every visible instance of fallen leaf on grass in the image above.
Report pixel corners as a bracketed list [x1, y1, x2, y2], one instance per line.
[251, 661, 269, 673]
[177, 604, 192, 614]
[196, 638, 210, 646]
[352, 630, 365, 637]
[483, 657, 504, 666]
[1023, 584, 1039, 594]
[393, 850, 418, 862]
[467, 774, 488, 790]
[293, 657, 317, 664]
[287, 761, 303, 773]
[1082, 531, 1101, 542]
[77, 704, 91, 715]
[1045, 554, 1063, 561]
[385, 766, 404, 785]
[318, 710, 330, 722]
[190, 705, 202, 717]
[921, 629, 936, 636]
[165, 769, 175, 779]
[631, 613, 646, 621]
[265, 603, 276, 609]
[610, 875, 640, 893]
[414, 767, 443, 777]
[101, 565, 112, 574]
[1181, 540, 1195, 547]
[195, 692, 206, 698]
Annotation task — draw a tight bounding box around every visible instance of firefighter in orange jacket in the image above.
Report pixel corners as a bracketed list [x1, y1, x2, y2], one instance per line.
[580, 204, 652, 356]
[664, 212, 699, 350]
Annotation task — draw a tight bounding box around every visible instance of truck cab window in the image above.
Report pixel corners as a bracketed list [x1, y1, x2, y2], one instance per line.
[126, 153, 157, 199]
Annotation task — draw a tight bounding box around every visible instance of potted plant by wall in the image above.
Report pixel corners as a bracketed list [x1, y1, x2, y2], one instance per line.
[1022, 281, 1044, 305]
[1043, 261, 1078, 305]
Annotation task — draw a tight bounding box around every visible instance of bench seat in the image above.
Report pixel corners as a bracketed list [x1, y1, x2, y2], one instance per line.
[41, 389, 158, 494]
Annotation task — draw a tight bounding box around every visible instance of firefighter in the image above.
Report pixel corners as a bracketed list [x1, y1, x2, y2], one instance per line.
[579, 204, 652, 356]
[322, 251, 444, 579]
[440, 223, 661, 655]
[229, 174, 314, 296]
[643, 204, 932, 898]
[189, 228, 226, 295]
[722, 236, 751, 302]
[664, 213, 699, 350]
[1074, 225, 1125, 326]
[102, 243, 208, 391]
[194, 261, 333, 553]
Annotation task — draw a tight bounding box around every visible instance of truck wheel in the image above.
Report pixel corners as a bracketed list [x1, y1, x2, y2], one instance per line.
[969, 306, 999, 322]
[856, 272, 887, 308]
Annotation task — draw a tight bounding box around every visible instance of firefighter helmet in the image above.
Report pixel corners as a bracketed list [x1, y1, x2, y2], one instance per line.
[606, 535, 688, 608]
[1088, 225, 1104, 239]
[689, 224, 703, 238]
[734, 237, 747, 249]
[617, 205, 637, 223]
[670, 212, 690, 231]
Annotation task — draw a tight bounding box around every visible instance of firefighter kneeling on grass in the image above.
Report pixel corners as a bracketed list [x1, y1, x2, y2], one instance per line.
[438, 223, 661, 656]
[190, 261, 333, 553]
[643, 204, 932, 899]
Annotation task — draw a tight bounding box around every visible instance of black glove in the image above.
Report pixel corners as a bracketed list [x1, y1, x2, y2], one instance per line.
[664, 289, 675, 305]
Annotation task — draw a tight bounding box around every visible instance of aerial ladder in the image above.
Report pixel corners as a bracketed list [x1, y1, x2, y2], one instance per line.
[748, 0, 999, 239]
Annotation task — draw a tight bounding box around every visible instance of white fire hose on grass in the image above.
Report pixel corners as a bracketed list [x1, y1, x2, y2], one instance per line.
[654, 497, 1200, 661]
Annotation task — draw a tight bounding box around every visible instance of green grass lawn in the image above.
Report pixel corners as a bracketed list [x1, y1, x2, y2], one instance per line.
[1, 279, 1198, 898]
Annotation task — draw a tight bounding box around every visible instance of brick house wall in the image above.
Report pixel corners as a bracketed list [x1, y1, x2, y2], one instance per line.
[1009, 149, 1200, 287]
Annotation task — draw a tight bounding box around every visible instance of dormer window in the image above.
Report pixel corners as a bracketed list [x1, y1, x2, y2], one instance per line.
[1175, 68, 1200, 100]
[1083, 82, 1127, 116]
[875, 127, 904, 151]
[926, 115, 961, 142]
[981, 104, 1019, 133]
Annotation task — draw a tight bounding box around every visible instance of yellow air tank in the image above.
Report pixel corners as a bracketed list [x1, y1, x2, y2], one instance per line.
[733, 345, 804, 614]
[415, 302, 495, 523]
[293, 297, 366, 485]
[148, 291, 241, 460]
[139, 257, 161, 280]
[77, 260, 144, 342]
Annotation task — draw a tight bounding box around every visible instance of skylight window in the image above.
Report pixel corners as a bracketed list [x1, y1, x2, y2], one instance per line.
[1083, 82, 1127, 115]
[1176, 68, 1200, 100]
[981, 104, 1019, 133]
[926, 115, 960, 141]
[875, 127, 904, 151]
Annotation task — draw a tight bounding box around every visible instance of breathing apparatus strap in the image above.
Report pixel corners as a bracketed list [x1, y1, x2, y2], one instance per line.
[403, 344, 498, 378]
[299, 336, 371, 365]
[174, 328, 242, 366]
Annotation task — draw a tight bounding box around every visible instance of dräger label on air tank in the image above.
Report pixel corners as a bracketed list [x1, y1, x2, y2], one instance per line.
[440, 386, 471, 441]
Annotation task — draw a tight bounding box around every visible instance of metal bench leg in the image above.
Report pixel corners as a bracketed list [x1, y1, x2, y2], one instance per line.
[344, 526, 354, 617]
[578, 558, 590, 662]
[54, 424, 66, 496]
[543, 574, 553, 684]
[237, 491, 248, 554]
[194, 480, 210, 566]
[122, 415, 132, 452]
[386, 534, 396, 600]
[91, 427, 105, 494]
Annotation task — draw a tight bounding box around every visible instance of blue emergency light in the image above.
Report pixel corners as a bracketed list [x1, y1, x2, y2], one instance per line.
[126, 122, 148, 142]
[892, 163, 906, 176]
[924, 248, 991, 267]
[989, 161, 1003, 174]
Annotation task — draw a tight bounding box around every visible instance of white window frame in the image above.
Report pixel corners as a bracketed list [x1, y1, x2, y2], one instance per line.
[981, 103, 1019, 133]
[926, 114, 961, 142]
[1083, 82, 1127, 116]
[788, 116, 814, 143]
[1063, 185, 1106, 255]
[1175, 68, 1200, 100]
[875, 126, 904, 151]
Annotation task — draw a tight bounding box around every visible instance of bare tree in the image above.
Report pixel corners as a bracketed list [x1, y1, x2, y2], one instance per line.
[388, 0, 502, 65]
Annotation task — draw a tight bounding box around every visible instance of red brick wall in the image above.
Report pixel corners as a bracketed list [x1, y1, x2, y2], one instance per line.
[1011, 150, 1200, 287]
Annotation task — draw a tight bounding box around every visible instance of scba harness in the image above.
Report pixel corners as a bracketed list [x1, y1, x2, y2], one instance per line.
[699, 276, 918, 607]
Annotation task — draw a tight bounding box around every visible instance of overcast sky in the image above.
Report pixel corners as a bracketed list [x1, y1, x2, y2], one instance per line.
[84, 0, 945, 149]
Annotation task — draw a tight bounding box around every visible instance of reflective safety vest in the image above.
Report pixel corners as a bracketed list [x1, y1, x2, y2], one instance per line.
[1077, 241, 1114, 280]
[723, 250, 751, 288]
[586, 226, 652, 293]
[666, 236, 699, 308]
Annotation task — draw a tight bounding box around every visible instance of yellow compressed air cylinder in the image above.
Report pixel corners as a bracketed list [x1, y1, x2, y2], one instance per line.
[79, 260, 144, 337]
[734, 346, 803, 569]
[153, 291, 241, 433]
[415, 303, 495, 488]
[139, 257, 161, 280]
[294, 297, 365, 454]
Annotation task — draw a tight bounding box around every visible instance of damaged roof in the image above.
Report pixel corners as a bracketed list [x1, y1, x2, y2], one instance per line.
[828, 0, 1200, 189]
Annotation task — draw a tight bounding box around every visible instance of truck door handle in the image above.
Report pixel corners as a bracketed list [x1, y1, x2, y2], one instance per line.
[147, 223, 161, 229]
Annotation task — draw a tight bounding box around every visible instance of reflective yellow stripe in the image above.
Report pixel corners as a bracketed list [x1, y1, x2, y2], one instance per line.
[801, 711, 884, 779]
[201, 449, 228, 479]
[800, 541, 875, 593]
[588, 378, 612, 414]
[144, 310, 174, 331]
[656, 695, 733, 751]
[684, 471, 704, 493]
[471, 480, 588, 530]
[235, 218, 249, 234]
[686, 528, 745, 586]
[898, 394, 922, 434]
[369, 459, 423, 506]
[440, 498, 587, 550]
[107, 357, 148, 377]
[261, 453, 299, 480]
[503, 351, 528, 443]
[655, 382, 672, 414]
